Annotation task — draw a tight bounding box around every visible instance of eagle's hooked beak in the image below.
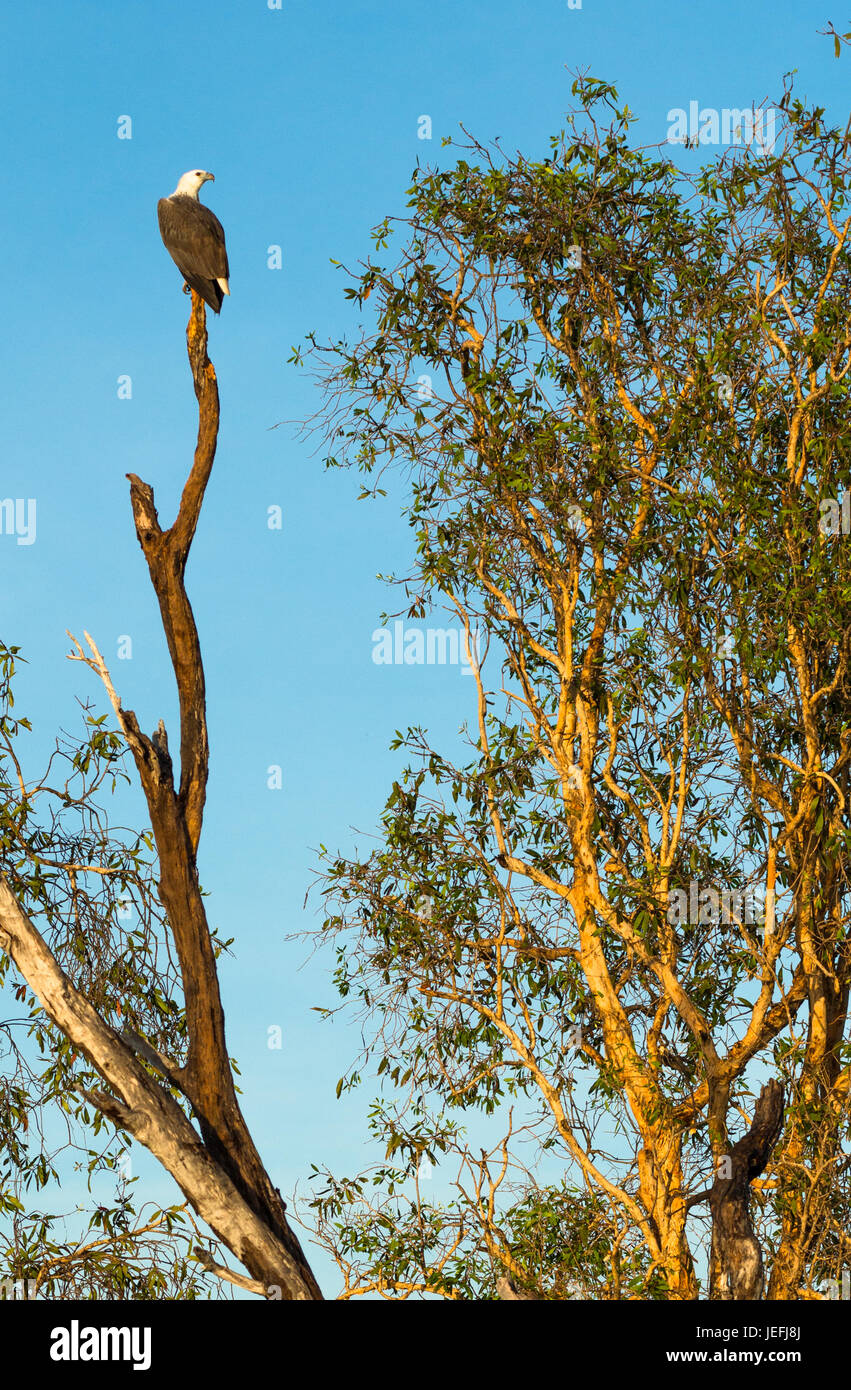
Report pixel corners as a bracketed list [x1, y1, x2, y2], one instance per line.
[204, 172, 215, 183]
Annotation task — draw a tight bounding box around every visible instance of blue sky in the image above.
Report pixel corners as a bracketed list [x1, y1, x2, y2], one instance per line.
[0, 0, 847, 1296]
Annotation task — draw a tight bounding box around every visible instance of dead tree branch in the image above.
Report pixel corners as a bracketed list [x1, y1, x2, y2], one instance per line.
[0, 292, 323, 1300]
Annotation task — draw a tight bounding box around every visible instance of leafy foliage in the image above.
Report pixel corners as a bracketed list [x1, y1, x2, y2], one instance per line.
[298, 75, 851, 1298]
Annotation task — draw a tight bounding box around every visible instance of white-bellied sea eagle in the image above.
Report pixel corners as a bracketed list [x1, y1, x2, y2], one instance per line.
[158, 170, 230, 313]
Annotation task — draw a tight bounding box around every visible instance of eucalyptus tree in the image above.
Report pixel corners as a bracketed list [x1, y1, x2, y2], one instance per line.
[303, 74, 851, 1300]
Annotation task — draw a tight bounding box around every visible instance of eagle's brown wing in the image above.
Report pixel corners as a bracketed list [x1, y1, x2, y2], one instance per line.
[158, 195, 229, 312]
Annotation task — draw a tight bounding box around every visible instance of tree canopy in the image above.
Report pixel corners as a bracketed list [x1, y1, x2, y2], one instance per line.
[300, 73, 851, 1299]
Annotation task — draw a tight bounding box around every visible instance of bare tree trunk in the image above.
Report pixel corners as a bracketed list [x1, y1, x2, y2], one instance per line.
[0, 293, 323, 1300]
[709, 1079, 784, 1299]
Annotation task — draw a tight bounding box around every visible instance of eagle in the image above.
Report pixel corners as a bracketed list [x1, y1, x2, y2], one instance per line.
[158, 170, 230, 314]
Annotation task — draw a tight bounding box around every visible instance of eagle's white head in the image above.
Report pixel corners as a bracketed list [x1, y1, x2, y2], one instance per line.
[172, 169, 215, 199]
